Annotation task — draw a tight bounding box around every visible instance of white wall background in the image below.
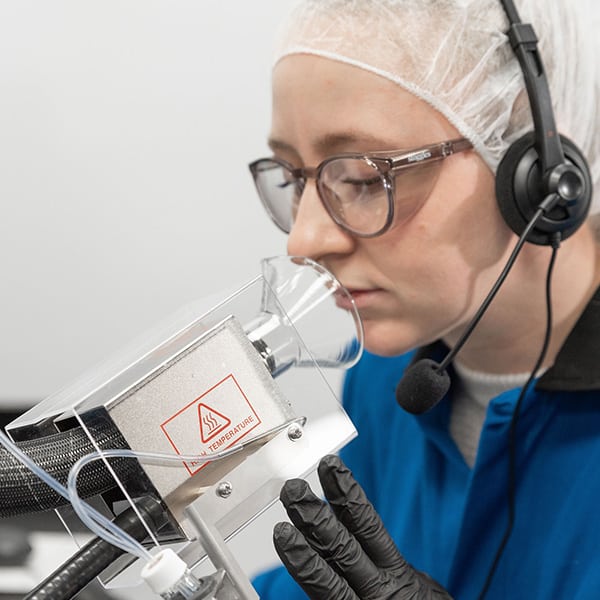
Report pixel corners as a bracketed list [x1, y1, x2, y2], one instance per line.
[0, 1, 314, 590]
[0, 0, 296, 407]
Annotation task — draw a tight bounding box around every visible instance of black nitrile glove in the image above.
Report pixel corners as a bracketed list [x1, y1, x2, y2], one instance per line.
[273, 454, 453, 600]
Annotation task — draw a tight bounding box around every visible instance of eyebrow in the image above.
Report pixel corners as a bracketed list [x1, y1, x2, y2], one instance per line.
[268, 137, 297, 155]
[268, 131, 404, 158]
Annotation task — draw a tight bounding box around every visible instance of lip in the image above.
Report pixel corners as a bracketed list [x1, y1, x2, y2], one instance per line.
[336, 287, 384, 310]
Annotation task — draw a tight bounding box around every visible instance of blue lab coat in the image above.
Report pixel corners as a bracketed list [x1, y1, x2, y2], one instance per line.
[253, 290, 600, 599]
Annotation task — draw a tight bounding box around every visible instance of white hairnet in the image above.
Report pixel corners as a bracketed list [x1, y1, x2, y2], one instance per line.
[274, 0, 600, 213]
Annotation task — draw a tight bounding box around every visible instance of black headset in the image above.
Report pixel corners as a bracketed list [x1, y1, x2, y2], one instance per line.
[396, 6, 595, 594]
[495, 0, 592, 245]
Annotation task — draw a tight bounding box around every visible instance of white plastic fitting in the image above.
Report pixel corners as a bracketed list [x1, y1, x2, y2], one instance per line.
[141, 548, 188, 596]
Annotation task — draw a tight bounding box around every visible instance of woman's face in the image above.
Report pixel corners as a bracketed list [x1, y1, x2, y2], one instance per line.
[269, 54, 514, 356]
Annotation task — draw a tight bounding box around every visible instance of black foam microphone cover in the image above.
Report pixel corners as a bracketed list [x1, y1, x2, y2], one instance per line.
[395, 358, 451, 415]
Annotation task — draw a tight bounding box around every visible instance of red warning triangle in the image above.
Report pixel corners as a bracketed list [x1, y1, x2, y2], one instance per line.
[198, 403, 231, 443]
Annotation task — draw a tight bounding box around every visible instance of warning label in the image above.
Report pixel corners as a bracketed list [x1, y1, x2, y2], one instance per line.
[198, 404, 231, 442]
[160, 374, 262, 476]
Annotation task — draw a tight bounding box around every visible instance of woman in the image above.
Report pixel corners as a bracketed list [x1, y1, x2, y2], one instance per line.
[250, 0, 600, 598]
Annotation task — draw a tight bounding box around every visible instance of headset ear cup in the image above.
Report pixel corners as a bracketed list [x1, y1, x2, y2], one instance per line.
[496, 132, 537, 240]
[496, 132, 592, 245]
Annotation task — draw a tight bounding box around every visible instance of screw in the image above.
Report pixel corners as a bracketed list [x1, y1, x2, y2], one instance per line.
[287, 423, 303, 441]
[216, 481, 233, 498]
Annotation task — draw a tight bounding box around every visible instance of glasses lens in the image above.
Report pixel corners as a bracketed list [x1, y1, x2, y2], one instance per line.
[391, 160, 444, 221]
[251, 159, 302, 233]
[321, 157, 445, 236]
[319, 158, 390, 235]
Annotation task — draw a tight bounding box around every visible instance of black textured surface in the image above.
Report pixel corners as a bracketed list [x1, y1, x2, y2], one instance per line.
[1, 422, 138, 517]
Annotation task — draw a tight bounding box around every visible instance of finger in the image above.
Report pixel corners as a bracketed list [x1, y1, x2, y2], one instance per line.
[318, 455, 409, 575]
[280, 478, 360, 559]
[280, 478, 391, 598]
[273, 521, 358, 600]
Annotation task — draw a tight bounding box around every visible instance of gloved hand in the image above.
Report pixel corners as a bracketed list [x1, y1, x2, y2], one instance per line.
[273, 454, 453, 600]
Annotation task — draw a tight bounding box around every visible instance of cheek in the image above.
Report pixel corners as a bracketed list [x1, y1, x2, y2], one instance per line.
[358, 160, 512, 355]
[398, 157, 508, 276]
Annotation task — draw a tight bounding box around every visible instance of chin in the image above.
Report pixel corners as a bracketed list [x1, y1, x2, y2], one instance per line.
[361, 321, 421, 358]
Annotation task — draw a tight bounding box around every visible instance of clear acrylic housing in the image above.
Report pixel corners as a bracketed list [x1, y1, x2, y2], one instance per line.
[7, 256, 363, 591]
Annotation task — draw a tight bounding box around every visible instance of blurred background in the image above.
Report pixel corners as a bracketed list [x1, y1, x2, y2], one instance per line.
[0, 1, 311, 597]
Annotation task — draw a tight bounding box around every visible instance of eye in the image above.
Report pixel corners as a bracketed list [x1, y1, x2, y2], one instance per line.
[328, 157, 383, 187]
[340, 175, 382, 186]
[278, 170, 305, 197]
[277, 180, 295, 189]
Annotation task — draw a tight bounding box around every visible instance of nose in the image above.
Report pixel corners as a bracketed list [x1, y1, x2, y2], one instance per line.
[286, 181, 355, 260]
